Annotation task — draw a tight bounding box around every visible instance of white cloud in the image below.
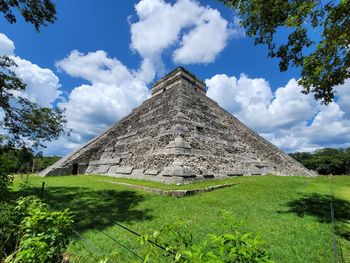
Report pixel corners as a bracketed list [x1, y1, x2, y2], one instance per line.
[131, 0, 200, 60]
[206, 73, 350, 152]
[335, 78, 350, 119]
[12, 57, 61, 107]
[207, 74, 317, 132]
[55, 50, 150, 150]
[304, 103, 350, 146]
[0, 32, 62, 152]
[172, 8, 230, 64]
[0, 33, 61, 107]
[0, 33, 15, 55]
[231, 17, 245, 38]
[130, 0, 240, 68]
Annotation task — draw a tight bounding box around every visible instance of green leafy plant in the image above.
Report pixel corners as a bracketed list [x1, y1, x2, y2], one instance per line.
[0, 172, 13, 198]
[1, 196, 73, 263]
[139, 211, 273, 262]
[0, 201, 20, 257]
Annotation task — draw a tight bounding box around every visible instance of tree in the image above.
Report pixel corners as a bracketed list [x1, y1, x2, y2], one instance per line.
[0, 0, 65, 149]
[0, 0, 66, 196]
[0, 0, 56, 32]
[219, 0, 350, 104]
[289, 147, 350, 175]
[0, 4, 72, 261]
[0, 145, 33, 173]
[0, 55, 66, 197]
[0, 57, 67, 150]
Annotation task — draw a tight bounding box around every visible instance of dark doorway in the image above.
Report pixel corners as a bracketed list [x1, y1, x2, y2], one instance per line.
[72, 163, 79, 175]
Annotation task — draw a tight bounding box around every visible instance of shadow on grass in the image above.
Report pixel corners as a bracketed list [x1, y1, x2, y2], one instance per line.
[283, 193, 350, 223]
[281, 193, 350, 240]
[11, 184, 153, 232]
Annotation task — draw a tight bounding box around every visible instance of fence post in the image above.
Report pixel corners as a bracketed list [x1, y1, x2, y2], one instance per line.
[40, 182, 45, 200]
[26, 174, 29, 184]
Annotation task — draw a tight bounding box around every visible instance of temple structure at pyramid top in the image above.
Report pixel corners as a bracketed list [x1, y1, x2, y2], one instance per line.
[40, 67, 316, 183]
[151, 67, 206, 96]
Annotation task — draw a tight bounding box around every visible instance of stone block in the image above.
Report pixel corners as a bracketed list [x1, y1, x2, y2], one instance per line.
[226, 170, 244, 177]
[172, 124, 189, 133]
[105, 146, 114, 152]
[167, 136, 191, 149]
[255, 163, 268, 168]
[113, 151, 131, 159]
[158, 127, 167, 135]
[100, 157, 121, 165]
[132, 169, 145, 176]
[101, 152, 112, 159]
[169, 148, 192, 154]
[108, 165, 117, 173]
[114, 166, 134, 174]
[163, 166, 195, 178]
[96, 165, 110, 173]
[200, 167, 214, 177]
[145, 169, 159, 175]
[117, 131, 137, 140]
[158, 120, 167, 125]
[173, 112, 188, 120]
[111, 157, 121, 164]
[85, 165, 95, 173]
[89, 160, 100, 166]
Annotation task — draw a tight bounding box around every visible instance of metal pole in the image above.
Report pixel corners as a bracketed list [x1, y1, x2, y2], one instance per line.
[31, 158, 36, 173]
[40, 182, 45, 200]
[329, 174, 338, 263]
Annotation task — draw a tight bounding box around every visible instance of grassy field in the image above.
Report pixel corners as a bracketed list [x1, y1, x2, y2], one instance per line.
[11, 174, 350, 262]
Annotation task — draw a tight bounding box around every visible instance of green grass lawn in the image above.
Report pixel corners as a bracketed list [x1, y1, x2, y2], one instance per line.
[11, 174, 350, 262]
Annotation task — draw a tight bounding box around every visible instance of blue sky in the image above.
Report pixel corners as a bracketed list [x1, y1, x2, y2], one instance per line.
[1, 0, 349, 156]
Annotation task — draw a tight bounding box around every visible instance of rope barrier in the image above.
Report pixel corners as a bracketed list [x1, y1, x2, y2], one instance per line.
[100, 215, 171, 253]
[97, 228, 143, 261]
[72, 231, 97, 257]
[72, 230, 104, 260]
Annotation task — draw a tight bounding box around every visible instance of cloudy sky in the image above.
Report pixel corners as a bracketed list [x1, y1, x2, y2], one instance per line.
[1, 0, 349, 156]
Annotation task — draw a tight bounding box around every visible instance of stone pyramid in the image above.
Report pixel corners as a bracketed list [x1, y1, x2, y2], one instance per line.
[40, 67, 316, 183]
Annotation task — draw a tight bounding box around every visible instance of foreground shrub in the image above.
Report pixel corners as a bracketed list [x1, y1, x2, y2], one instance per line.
[139, 211, 273, 262]
[0, 173, 13, 198]
[0, 202, 20, 256]
[1, 196, 73, 263]
[0, 157, 14, 198]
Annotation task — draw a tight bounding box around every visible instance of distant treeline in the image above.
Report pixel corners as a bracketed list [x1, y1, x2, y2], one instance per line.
[289, 148, 350, 175]
[0, 145, 61, 174]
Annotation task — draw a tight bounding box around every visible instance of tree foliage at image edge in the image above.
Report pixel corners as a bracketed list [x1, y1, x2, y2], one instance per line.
[219, 0, 350, 104]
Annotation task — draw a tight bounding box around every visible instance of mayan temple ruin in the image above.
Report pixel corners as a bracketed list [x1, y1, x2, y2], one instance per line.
[40, 67, 316, 183]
